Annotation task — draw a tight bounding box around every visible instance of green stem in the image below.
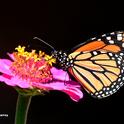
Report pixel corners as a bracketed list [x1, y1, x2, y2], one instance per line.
[15, 94, 32, 124]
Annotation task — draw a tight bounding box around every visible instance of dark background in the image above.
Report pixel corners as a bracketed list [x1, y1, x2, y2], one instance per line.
[0, 0, 124, 124]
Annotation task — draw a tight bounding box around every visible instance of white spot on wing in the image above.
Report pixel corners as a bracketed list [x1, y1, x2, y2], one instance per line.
[106, 92, 109, 95]
[117, 36, 122, 41]
[118, 57, 121, 61]
[111, 85, 114, 88]
[97, 95, 101, 98]
[107, 87, 110, 90]
[108, 53, 113, 56]
[102, 34, 106, 37]
[102, 94, 105, 97]
[117, 33, 122, 37]
[118, 78, 121, 82]
[117, 61, 121, 64]
[98, 39, 101, 41]
[120, 82, 123, 86]
[110, 32, 115, 35]
[93, 51, 97, 55]
[122, 43, 124, 47]
[99, 91, 103, 94]
[91, 37, 96, 40]
[103, 88, 106, 91]
[120, 53, 124, 56]
[116, 85, 119, 89]
[109, 91, 113, 94]
[109, 40, 114, 44]
[95, 92, 98, 95]
[122, 77, 124, 80]
[106, 36, 111, 40]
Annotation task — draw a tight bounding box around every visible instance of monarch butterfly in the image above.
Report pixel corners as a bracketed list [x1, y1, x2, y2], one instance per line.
[34, 31, 124, 99]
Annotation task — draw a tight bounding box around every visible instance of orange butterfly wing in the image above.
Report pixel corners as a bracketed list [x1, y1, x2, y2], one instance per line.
[68, 31, 124, 98]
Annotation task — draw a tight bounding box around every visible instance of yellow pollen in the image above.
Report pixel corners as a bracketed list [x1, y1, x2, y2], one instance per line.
[44, 55, 56, 65]
[14, 45, 56, 64]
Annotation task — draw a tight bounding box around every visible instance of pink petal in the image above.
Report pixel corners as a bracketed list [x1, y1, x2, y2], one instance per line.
[2, 73, 12, 79]
[0, 59, 12, 75]
[65, 80, 81, 87]
[63, 87, 83, 102]
[10, 76, 30, 88]
[51, 67, 69, 81]
[0, 75, 30, 88]
[32, 80, 83, 102]
[0, 75, 16, 86]
[7, 53, 15, 60]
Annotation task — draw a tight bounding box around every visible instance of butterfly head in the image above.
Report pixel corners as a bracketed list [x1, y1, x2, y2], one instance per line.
[52, 50, 74, 70]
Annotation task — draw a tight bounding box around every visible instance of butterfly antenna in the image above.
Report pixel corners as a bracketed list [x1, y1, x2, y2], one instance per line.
[33, 37, 55, 51]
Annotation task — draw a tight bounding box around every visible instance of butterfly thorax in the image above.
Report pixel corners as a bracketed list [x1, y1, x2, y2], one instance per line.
[52, 50, 74, 70]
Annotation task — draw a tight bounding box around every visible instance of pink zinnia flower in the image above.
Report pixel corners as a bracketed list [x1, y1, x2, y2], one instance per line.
[0, 46, 83, 101]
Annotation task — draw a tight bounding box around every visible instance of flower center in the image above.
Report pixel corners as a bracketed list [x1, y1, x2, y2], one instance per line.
[10, 46, 56, 83]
